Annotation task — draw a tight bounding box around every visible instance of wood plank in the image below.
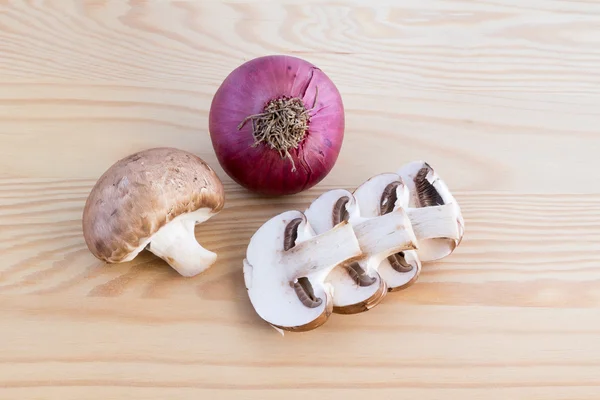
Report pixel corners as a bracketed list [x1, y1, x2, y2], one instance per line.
[1, 0, 600, 191]
[1, 180, 599, 305]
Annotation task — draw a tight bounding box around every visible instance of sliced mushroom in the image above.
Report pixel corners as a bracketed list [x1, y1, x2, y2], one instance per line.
[82, 147, 225, 277]
[397, 161, 464, 261]
[304, 189, 418, 313]
[243, 210, 363, 333]
[351, 177, 421, 291]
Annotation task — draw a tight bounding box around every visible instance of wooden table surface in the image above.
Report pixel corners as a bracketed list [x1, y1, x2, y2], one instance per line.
[2, 1, 600, 398]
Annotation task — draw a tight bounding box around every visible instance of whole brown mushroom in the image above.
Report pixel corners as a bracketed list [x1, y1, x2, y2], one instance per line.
[82, 147, 225, 277]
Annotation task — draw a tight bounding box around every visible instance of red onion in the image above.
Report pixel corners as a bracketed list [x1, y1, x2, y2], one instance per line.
[209, 55, 345, 196]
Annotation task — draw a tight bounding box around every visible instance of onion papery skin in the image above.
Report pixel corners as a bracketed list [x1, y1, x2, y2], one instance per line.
[208, 55, 345, 196]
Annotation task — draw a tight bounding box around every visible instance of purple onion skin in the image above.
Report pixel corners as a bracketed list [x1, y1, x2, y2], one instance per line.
[209, 55, 345, 196]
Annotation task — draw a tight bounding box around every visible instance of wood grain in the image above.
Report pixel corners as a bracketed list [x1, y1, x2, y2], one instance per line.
[1, 0, 600, 398]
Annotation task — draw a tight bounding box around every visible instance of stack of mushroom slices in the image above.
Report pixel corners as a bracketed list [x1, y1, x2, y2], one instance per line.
[243, 161, 464, 334]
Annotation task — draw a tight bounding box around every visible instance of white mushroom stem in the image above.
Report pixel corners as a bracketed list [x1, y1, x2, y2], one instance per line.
[352, 209, 418, 270]
[283, 221, 362, 282]
[405, 204, 462, 242]
[149, 217, 217, 277]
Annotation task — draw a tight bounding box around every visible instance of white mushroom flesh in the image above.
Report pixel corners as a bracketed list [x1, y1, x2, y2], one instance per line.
[144, 208, 217, 277]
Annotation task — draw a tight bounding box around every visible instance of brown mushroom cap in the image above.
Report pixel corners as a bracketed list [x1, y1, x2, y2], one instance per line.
[82, 147, 225, 263]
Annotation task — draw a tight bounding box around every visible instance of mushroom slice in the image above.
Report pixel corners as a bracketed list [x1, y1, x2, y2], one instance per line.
[243, 210, 363, 332]
[82, 147, 225, 277]
[397, 161, 464, 261]
[304, 189, 418, 314]
[353, 174, 422, 291]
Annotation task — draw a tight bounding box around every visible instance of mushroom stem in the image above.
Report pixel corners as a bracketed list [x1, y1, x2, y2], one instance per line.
[352, 208, 418, 268]
[148, 218, 217, 277]
[406, 204, 461, 241]
[283, 221, 362, 281]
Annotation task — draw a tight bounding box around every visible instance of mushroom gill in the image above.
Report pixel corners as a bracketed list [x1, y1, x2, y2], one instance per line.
[346, 261, 377, 287]
[379, 180, 402, 215]
[293, 277, 323, 308]
[283, 217, 302, 252]
[415, 166, 445, 207]
[388, 252, 414, 273]
[332, 196, 350, 225]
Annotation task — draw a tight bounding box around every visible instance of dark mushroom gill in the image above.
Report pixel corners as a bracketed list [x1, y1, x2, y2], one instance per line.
[332, 196, 350, 225]
[388, 252, 414, 273]
[346, 261, 377, 287]
[293, 277, 322, 308]
[415, 166, 445, 207]
[379, 181, 402, 215]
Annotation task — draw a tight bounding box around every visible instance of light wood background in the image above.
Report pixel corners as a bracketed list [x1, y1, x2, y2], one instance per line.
[1, 0, 600, 398]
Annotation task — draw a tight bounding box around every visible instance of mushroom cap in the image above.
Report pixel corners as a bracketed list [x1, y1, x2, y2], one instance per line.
[82, 147, 225, 263]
